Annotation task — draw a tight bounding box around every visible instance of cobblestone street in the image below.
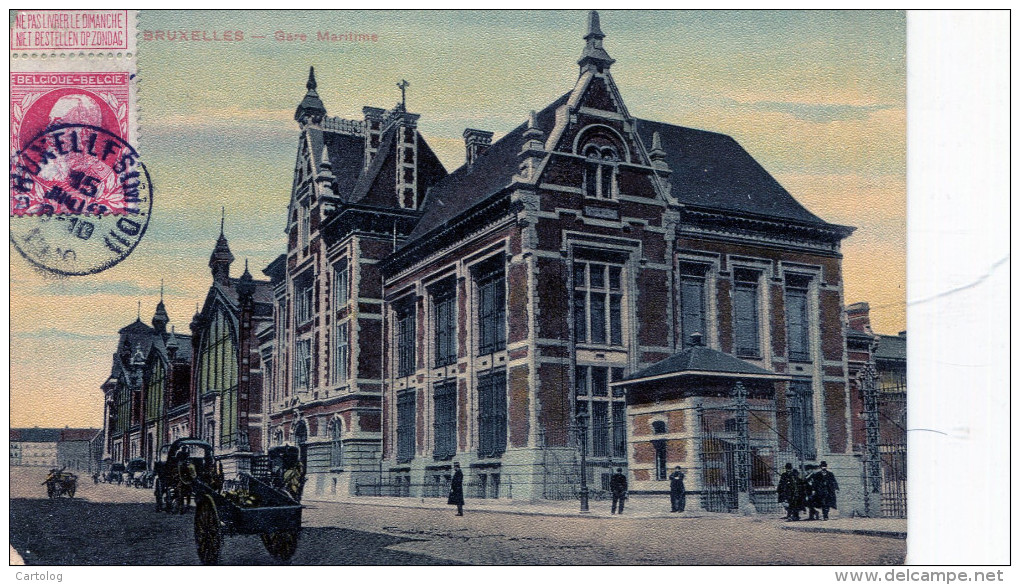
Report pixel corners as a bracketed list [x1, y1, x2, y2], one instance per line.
[11, 468, 904, 565]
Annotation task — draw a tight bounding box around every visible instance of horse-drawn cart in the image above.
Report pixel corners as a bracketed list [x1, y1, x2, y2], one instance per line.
[43, 468, 78, 498]
[192, 472, 302, 565]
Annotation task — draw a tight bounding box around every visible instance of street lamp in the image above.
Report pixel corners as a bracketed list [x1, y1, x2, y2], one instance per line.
[576, 410, 590, 513]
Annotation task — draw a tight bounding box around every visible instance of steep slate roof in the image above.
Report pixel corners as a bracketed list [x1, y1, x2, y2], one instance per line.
[875, 333, 906, 362]
[307, 129, 366, 202]
[402, 93, 570, 245]
[621, 345, 788, 383]
[634, 120, 827, 225]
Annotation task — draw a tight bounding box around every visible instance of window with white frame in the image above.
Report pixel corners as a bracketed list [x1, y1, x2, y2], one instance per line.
[476, 259, 506, 356]
[733, 268, 762, 358]
[432, 280, 457, 367]
[334, 259, 349, 308]
[573, 260, 623, 346]
[477, 370, 507, 458]
[294, 338, 311, 391]
[333, 321, 349, 385]
[679, 262, 709, 347]
[295, 272, 314, 325]
[329, 418, 343, 469]
[574, 365, 627, 459]
[433, 380, 457, 460]
[395, 300, 416, 377]
[396, 389, 416, 463]
[785, 274, 811, 362]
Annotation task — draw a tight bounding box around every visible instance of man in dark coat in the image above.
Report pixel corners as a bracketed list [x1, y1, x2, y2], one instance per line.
[811, 461, 840, 520]
[777, 463, 797, 520]
[803, 464, 820, 521]
[447, 462, 464, 516]
[669, 466, 686, 512]
[609, 467, 628, 515]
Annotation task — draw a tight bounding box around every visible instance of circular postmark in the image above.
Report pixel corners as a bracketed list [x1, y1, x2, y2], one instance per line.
[10, 123, 152, 276]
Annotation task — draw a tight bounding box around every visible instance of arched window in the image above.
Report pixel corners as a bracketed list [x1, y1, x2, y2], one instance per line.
[329, 418, 343, 469]
[583, 143, 618, 199]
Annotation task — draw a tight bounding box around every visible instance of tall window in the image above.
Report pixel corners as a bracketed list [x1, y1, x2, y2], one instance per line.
[787, 380, 817, 461]
[329, 418, 343, 469]
[785, 274, 811, 362]
[333, 259, 349, 308]
[575, 365, 627, 460]
[476, 261, 506, 355]
[395, 302, 416, 377]
[333, 321, 349, 385]
[433, 282, 457, 367]
[396, 389, 416, 463]
[679, 263, 708, 347]
[300, 201, 310, 248]
[477, 371, 507, 457]
[294, 338, 311, 391]
[583, 145, 618, 199]
[433, 380, 457, 460]
[733, 269, 761, 358]
[652, 421, 667, 480]
[295, 273, 314, 325]
[573, 261, 623, 345]
[146, 362, 165, 422]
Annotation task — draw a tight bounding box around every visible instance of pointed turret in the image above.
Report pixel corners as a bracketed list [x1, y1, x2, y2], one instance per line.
[237, 259, 256, 302]
[295, 66, 327, 126]
[578, 10, 615, 73]
[649, 131, 669, 169]
[517, 110, 547, 182]
[315, 144, 337, 195]
[209, 212, 234, 286]
[166, 325, 179, 359]
[152, 280, 169, 335]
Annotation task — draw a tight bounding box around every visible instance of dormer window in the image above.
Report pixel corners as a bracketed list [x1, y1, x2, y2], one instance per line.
[583, 145, 618, 199]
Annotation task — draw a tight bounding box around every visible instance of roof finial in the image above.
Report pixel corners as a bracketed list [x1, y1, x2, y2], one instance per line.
[137, 300, 141, 320]
[220, 207, 225, 236]
[397, 79, 410, 110]
[160, 278, 164, 302]
[578, 10, 615, 73]
[307, 66, 317, 91]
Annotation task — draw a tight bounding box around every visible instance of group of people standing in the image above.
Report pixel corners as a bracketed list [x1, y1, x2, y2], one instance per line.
[778, 461, 839, 521]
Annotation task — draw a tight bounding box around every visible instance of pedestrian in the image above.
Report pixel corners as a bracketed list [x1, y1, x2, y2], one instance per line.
[447, 462, 464, 516]
[802, 464, 820, 520]
[811, 461, 840, 520]
[609, 467, 628, 515]
[777, 463, 797, 519]
[669, 466, 686, 512]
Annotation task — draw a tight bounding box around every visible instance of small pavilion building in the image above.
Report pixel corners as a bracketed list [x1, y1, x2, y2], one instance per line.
[614, 334, 791, 513]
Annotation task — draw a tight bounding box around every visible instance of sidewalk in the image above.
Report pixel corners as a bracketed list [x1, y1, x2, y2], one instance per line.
[302, 493, 907, 538]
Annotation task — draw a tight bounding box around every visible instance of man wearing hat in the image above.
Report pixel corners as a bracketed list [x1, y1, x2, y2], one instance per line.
[812, 461, 840, 520]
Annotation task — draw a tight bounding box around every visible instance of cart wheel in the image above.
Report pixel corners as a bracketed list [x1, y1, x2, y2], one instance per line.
[194, 496, 222, 565]
[261, 530, 298, 562]
[68, 484, 76, 498]
[46, 484, 54, 498]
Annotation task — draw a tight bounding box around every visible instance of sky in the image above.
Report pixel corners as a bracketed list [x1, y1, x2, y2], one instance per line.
[9, 10, 906, 428]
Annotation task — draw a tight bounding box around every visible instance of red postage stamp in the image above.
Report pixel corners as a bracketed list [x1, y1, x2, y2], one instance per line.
[10, 72, 133, 216]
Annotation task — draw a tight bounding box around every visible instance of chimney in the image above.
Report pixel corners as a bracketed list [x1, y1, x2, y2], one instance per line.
[689, 332, 703, 347]
[846, 302, 872, 334]
[463, 128, 494, 166]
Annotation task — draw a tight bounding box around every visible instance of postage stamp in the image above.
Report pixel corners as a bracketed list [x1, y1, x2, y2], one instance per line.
[5, 9, 1008, 573]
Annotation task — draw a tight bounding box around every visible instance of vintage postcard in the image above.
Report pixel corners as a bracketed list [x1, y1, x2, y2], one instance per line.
[6, 9, 1003, 572]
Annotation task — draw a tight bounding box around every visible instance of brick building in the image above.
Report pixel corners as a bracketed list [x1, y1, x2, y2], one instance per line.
[11, 427, 102, 472]
[101, 298, 191, 467]
[256, 11, 864, 503]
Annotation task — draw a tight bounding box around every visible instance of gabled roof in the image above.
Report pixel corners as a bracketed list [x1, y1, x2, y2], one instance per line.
[634, 120, 828, 226]
[619, 345, 789, 384]
[11, 428, 62, 442]
[402, 93, 570, 246]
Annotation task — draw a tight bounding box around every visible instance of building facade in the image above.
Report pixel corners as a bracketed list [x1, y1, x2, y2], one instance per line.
[101, 299, 191, 467]
[188, 226, 274, 477]
[11, 427, 101, 472]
